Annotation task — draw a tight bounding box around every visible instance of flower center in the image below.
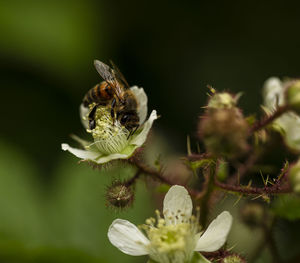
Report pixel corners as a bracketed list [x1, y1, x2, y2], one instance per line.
[141, 210, 200, 263]
[84, 104, 130, 154]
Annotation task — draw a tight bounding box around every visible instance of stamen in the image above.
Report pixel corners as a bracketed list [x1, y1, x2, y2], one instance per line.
[84, 105, 130, 154]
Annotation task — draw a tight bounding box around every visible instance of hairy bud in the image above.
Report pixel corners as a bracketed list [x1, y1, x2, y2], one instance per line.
[221, 254, 247, 263]
[106, 181, 134, 209]
[240, 202, 265, 228]
[208, 92, 240, 110]
[289, 160, 300, 194]
[285, 80, 300, 114]
[198, 109, 249, 159]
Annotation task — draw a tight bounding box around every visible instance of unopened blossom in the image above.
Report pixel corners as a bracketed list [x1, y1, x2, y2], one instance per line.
[263, 77, 300, 152]
[108, 185, 233, 263]
[62, 85, 158, 164]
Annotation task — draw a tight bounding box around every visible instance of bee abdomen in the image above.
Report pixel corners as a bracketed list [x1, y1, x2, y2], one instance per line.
[83, 82, 114, 107]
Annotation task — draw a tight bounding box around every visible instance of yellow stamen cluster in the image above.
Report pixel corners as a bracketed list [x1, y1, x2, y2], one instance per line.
[84, 104, 130, 154]
[140, 209, 201, 263]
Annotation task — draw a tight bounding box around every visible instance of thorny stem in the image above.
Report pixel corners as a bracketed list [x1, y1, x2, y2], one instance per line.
[130, 158, 203, 199]
[214, 175, 291, 195]
[199, 166, 215, 227]
[202, 249, 231, 261]
[251, 104, 290, 133]
[125, 169, 142, 187]
[262, 218, 281, 263]
[228, 150, 258, 185]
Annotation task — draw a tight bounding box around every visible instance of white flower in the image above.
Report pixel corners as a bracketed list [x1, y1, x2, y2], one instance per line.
[263, 77, 300, 152]
[107, 185, 233, 263]
[62, 86, 158, 164]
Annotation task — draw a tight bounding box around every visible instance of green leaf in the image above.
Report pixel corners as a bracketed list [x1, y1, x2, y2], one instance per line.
[190, 252, 211, 263]
[186, 159, 214, 176]
[272, 194, 300, 220]
[216, 160, 228, 181]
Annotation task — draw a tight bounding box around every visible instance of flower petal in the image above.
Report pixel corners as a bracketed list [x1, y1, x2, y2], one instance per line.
[195, 211, 232, 252]
[62, 143, 130, 164]
[131, 86, 148, 124]
[95, 153, 128, 163]
[130, 110, 157, 147]
[79, 103, 90, 129]
[61, 143, 101, 159]
[263, 77, 284, 110]
[108, 219, 150, 256]
[163, 185, 193, 225]
[279, 112, 300, 152]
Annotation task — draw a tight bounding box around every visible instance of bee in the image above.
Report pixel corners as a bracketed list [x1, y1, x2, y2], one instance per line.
[83, 60, 140, 136]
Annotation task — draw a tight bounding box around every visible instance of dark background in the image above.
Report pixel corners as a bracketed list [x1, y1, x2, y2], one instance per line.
[0, 1, 299, 262]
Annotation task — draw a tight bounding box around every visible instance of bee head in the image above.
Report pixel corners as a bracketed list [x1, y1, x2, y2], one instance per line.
[119, 112, 139, 130]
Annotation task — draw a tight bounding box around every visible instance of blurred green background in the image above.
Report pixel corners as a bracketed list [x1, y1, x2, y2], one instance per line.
[1, 0, 300, 262]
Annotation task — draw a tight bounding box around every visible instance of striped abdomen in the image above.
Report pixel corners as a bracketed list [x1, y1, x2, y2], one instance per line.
[83, 82, 115, 107]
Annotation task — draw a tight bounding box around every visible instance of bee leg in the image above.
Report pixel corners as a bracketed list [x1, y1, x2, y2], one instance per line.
[89, 120, 96, 130]
[127, 126, 139, 139]
[132, 126, 139, 136]
[88, 104, 99, 130]
[111, 98, 116, 124]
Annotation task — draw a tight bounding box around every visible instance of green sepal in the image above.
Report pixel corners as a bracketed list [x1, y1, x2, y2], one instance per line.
[190, 252, 212, 263]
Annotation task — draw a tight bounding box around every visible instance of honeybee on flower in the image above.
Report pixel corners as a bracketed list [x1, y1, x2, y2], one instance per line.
[62, 60, 158, 164]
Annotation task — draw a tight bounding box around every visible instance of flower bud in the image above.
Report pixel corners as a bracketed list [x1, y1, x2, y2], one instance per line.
[240, 202, 264, 228]
[286, 80, 300, 114]
[221, 254, 246, 263]
[208, 92, 240, 110]
[198, 109, 249, 159]
[106, 181, 134, 209]
[289, 160, 300, 194]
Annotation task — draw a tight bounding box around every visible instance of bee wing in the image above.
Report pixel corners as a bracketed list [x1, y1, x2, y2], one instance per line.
[94, 60, 124, 98]
[109, 60, 131, 90]
[94, 60, 115, 83]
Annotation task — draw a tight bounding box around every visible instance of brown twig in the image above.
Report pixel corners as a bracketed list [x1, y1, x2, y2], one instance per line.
[130, 159, 203, 199]
[214, 175, 291, 195]
[125, 169, 142, 187]
[251, 105, 289, 133]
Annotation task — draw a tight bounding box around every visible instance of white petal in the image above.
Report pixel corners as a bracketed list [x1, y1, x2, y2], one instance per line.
[62, 143, 130, 164]
[108, 219, 150, 256]
[195, 211, 232, 252]
[163, 185, 193, 225]
[279, 113, 300, 152]
[263, 77, 284, 110]
[61, 143, 100, 160]
[130, 110, 158, 146]
[131, 86, 148, 124]
[94, 153, 128, 163]
[79, 103, 90, 129]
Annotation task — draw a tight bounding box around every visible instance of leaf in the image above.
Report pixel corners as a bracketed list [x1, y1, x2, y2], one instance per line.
[190, 252, 211, 263]
[272, 194, 300, 220]
[216, 160, 228, 181]
[186, 159, 214, 176]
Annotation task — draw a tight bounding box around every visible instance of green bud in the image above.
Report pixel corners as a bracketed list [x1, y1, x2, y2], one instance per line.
[289, 160, 300, 194]
[221, 254, 247, 263]
[106, 181, 134, 209]
[286, 80, 300, 114]
[208, 92, 241, 110]
[198, 109, 249, 159]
